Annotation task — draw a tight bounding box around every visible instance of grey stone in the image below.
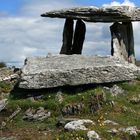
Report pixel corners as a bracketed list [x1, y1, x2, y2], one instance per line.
[110, 22, 135, 63]
[64, 119, 94, 131]
[19, 55, 140, 89]
[41, 6, 140, 22]
[23, 107, 51, 121]
[0, 67, 19, 82]
[62, 103, 84, 115]
[0, 99, 8, 112]
[55, 91, 63, 104]
[107, 128, 119, 134]
[119, 126, 140, 136]
[108, 126, 140, 136]
[110, 85, 126, 96]
[87, 131, 101, 140]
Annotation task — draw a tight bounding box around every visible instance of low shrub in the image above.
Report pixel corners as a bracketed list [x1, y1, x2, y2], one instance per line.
[0, 62, 6, 68]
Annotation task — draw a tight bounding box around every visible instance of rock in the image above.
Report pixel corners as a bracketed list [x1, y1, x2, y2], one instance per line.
[129, 96, 140, 104]
[71, 19, 86, 54]
[119, 126, 140, 136]
[103, 120, 118, 125]
[107, 128, 119, 134]
[19, 55, 140, 89]
[110, 85, 126, 96]
[41, 6, 140, 22]
[56, 117, 79, 127]
[23, 107, 51, 121]
[0, 67, 19, 82]
[108, 126, 140, 136]
[0, 99, 8, 112]
[87, 131, 101, 140]
[110, 22, 135, 63]
[62, 103, 84, 115]
[60, 19, 74, 54]
[55, 91, 63, 103]
[64, 119, 94, 131]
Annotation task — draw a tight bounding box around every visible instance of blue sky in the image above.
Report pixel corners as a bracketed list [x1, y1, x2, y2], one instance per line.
[0, 0, 140, 15]
[0, 0, 140, 67]
[0, 0, 23, 14]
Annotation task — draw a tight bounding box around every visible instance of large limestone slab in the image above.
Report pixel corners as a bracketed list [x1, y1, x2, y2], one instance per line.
[19, 55, 140, 89]
[41, 6, 140, 22]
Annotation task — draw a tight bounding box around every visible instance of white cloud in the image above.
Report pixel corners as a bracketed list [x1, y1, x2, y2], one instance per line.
[103, 0, 135, 7]
[0, 0, 140, 68]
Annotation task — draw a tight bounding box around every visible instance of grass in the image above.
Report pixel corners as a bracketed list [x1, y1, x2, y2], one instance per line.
[1, 77, 140, 139]
[0, 81, 14, 93]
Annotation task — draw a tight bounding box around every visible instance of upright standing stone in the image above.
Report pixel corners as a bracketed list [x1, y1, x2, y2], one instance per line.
[60, 18, 73, 54]
[110, 22, 135, 63]
[123, 22, 135, 64]
[71, 19, 86, 54]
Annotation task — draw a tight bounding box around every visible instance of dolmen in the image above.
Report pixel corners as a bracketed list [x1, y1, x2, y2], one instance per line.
[19, 6, 140, 89]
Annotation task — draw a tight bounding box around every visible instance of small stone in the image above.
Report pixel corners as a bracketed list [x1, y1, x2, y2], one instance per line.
[0, 99, 8, 112]
[23, 107, 51, 121]
[87, 131, 101, 140]
[103, 120, 119, 125]
[64, 119, 94, 131]
[129, 96, 140, 104]
[55, 91, 63, 103]
[110, 85, 126, 96]
[107, 128, 119, 134]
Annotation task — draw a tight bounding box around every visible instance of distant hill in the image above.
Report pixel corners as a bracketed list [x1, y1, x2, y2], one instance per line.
[136, 60, 140, 66]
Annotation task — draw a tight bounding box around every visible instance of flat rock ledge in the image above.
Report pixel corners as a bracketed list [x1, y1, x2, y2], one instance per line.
[19, 55, 140, 89]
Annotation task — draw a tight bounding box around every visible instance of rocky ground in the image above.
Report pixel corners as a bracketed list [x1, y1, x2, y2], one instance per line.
[1, 64, 140, 140]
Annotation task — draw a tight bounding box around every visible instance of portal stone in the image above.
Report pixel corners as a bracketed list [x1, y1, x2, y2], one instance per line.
[110, 22, 135, 63]
[60, 18, 73, 54]
[71, 19, 86, 54]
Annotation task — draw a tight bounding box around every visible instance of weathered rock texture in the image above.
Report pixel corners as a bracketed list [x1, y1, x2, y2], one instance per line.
[110, 22, 135, 63]
[71, 19, 86, 54]
[41, 6, 140, 22]
[0, 67, 19, 82]
[60, 19, 74, 54]
[19, 55, 140, 89]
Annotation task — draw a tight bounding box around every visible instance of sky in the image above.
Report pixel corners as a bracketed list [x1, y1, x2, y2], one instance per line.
[0, 0, 140, 67]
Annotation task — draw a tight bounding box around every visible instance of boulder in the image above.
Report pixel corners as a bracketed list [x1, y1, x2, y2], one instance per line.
[41, 6, 140, 22]
[19, 55, 140, 89]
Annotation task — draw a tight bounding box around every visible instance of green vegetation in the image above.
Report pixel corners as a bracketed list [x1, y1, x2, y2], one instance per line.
[1, 77, 140, 139]
[0, 81, 13, 93]
[0, 62, 6, 68]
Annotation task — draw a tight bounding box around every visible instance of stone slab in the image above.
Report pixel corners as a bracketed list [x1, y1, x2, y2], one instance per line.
[41, 6, 140, 22]
[19, 55, 140, 89]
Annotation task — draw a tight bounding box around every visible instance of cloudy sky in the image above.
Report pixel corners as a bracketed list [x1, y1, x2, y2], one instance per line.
[0, 0, 140, 67]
